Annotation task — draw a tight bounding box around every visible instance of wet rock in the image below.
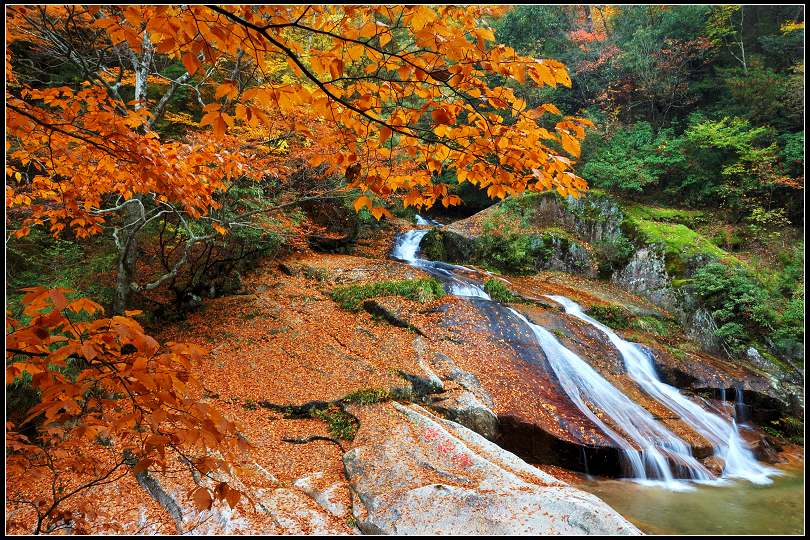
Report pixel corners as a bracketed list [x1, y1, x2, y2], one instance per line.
[751, 437, 785, 465]
[344, 403, 640, 535]
[702, 455, 725, 476]
[419, 229, 476, 263]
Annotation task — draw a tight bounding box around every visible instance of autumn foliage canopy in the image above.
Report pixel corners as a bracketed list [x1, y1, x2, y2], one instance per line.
[5, 4, 592, 533]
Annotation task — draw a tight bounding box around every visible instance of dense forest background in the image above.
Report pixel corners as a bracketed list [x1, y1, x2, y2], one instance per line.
[488, 5, 804, 360]
[6, 5, 805, 361]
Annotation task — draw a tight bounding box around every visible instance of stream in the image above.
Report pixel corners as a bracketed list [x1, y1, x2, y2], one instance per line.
[391, 219, 801, 531]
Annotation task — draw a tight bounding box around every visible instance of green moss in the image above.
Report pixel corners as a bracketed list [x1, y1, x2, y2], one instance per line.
[630, 315, 675, 336]
[622, 203, 706, 227]
[483, 278, 516, 302]
[330, 278, 445, 311]
[312, 406, 358, 440]
[420, 229, 447, 261]
[586, 304, 633, 330]
[341, 388, 390, 405]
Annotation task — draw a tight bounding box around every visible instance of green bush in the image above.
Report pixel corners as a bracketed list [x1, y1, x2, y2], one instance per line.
[475, 232, 546, 274]
[330, 278, 445, 311]
[592, 235, 635, 277]
[579, 122, 685, 193]
[483, 279, 516, 302]
[586, 304, 632, 330]
[690, 262, 776, 353]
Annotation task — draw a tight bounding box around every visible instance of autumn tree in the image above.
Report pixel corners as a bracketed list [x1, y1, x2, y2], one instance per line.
[6, 8, 591, 529]
[6, 5, 592, 313]
[6, 288, 248, 533]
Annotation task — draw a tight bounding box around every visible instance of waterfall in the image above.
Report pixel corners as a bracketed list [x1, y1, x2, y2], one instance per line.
[415, 215, 443, 226]
[392, 227, 490, 299]
[508, 308, 712, 488]
[390, 219, 775, 488]
[545, 294, 777, 485]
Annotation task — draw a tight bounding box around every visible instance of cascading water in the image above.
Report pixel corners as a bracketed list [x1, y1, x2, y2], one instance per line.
[392, 228, 490, 299]
[507, 308, 712, 488]
[390, 218, 775, 488]
[546, 294, 777, 485]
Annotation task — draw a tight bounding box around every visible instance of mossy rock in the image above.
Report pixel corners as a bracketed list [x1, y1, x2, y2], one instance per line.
[420, 229, 476, 263]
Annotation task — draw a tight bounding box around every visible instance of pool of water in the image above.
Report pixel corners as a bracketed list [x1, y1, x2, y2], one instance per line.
[580, 466, 805, 535]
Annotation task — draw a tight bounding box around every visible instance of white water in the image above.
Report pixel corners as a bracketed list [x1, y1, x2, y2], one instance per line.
[415, 215, 443, 226]
[546, 294, 778, 485]
[392, 228, 490, 299]
[508, 308, 712, 488]
[390, 219, 775, 487]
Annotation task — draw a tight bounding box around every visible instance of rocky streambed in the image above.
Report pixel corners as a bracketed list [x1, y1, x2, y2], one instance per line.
[92, 216, 801, 535]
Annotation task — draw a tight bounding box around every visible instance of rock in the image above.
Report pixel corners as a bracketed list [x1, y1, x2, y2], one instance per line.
[344, 403, 640, 535]
[362, 298, 424, 335]
[746, 347, 771, 371]
[702, 455, 725, 476]
[429, 352, 494, 408]
[135, 459, 352, 535]
[538, 234, 594, 276]
[751, 437, 785, 465]
[308, 233, 353, 253]
[412, 347, 498, 440]
[612, 247, 678, 311]
[293, 472, 349, 517]
[429, 391, 499, 441]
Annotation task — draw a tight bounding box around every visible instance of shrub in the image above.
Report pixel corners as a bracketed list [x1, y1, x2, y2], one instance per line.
[475, 232, 545, 274]
[592, 235, 635, 277]
[690, 262, 775, 354]
[483, 279, 516, 302]
[586, 304, 632, 329]
[330, 278, 445, 311]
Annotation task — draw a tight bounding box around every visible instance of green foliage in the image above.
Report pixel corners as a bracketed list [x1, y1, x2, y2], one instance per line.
[586, 304, 633, 330]
[420, 229, 448, 261]
[6, 371, 40, 428]
[311, 406, 358, 440]
[341, 388, 390, 405]
[580, 123, 685, 192]
[6, 227, 117, 317]
[483, 279, 517, 303]
[475, 232, 544, 274]
[630, 316, 674, 336]
[592, 235, 636, 277]
[330, 278, 445, 311]
[690, 262, 778, 354]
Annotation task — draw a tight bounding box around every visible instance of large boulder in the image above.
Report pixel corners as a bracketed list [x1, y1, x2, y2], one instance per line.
[427, 351, 498, 440]
[343, 402, 640, 535]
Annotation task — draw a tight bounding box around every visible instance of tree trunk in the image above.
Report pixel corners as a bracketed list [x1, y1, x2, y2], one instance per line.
[113, 200, 142, 314]
[113, 35, 154, 313]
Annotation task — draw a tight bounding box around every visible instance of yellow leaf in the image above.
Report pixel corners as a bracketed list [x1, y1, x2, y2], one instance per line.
[353, 196, 372, 212]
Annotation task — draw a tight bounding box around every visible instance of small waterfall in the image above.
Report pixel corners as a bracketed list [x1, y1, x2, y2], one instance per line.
[415, 215, 443, 226]
[734, 385, 749, 424]
[390, 222, 775, 488]
[392, 225, 490, 299]
[546, 294, 777, 485]
[508, 308, 712, 487]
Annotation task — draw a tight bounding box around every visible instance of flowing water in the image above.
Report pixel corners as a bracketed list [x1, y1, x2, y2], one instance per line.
[546, 294, 777, 485]
[391, 220, 781, 490]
